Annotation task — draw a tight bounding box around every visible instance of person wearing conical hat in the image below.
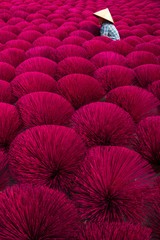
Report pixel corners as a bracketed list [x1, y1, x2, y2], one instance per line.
[94, 8, 120, 41]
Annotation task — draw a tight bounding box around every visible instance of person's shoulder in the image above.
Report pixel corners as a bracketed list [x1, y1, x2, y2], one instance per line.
[108, 24, 117, 31]
[107, 23, 114, 27]
[101, 22, 109, 28]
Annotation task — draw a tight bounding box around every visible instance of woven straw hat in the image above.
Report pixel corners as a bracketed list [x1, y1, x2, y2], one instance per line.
[93, 8, 114, 24]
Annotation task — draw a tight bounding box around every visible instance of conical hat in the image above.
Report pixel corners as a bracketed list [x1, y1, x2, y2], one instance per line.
[93, 8, 114, 24]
